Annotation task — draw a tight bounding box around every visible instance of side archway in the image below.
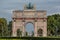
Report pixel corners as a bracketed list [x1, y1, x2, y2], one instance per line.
[17, 29, 22, 37]
[37, 28, 43, 36]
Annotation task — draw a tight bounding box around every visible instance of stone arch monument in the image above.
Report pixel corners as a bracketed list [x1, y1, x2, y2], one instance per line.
[12, 3, 47, 37]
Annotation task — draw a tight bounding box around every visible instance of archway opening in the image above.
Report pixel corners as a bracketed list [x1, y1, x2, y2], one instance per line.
[38, 29, 43, 36]
[25, 22, 34, 37]
[17, 29, 22, 37]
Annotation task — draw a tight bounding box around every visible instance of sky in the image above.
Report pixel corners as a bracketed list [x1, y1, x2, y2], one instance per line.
[0, 0, 60, 33]
[0, 0, 60, 22]
[25, 23, 34, 33]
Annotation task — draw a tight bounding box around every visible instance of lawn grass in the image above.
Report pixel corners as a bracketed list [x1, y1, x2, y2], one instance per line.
[0, 36, 60, 40]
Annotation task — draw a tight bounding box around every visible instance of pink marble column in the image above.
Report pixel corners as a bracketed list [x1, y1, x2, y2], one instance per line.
[12, 21, 17, 37]
[34, 22, 38, 37]
[22, 22, 25, 37]
[43, 20, 47, 37]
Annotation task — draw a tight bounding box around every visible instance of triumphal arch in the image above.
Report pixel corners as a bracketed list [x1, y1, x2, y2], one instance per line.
[12, 3, 47, 37]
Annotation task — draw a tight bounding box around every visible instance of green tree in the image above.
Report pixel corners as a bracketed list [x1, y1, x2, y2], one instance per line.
[8, 21, 12, 37]
[0, 18, 8, 37]
[31, 31, 34, 37]
[47, 14, 60, 36]
[25, 32, 28, 37]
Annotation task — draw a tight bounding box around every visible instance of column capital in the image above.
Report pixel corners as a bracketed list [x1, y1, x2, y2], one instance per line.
[22, 18, 25, 22]
[34, 18, 37, 22]
[13, 18, 16, 22]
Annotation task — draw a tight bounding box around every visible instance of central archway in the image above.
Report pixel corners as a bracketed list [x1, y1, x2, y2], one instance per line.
[25, 22, 34, 37]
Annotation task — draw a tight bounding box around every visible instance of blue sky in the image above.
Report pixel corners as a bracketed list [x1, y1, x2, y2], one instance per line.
[0, 0, 60, 22]
[25, 23, 34, 33]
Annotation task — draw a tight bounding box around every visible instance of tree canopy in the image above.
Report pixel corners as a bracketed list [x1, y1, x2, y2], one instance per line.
[0, 18, 8, 37]
[47, 14, 60, 36]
